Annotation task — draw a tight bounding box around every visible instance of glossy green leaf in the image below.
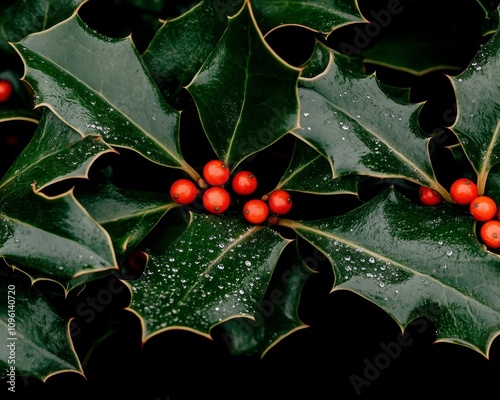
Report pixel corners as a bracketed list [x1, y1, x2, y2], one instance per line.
[2, 110, 116, 191]
[276, 138, 363, 194]
[0, 110, 117, 284]
[11, 13, 198, 177]
[187, 1, 301, 169]
[0, 109, 39, 124]
[143, 0, 243, 102]
[76, 180, 175, 261]
[448, 12, 500, 194]
[221, 243, 313, 357]
[251, 0, 364, 35]
[0, 273, 83, 380]
[299, 38, 331, 79]
[282, 187, 500, 356]
[295, 50, 451, 201]
[126, 212, 291, 341]
[0, 0, 85, 53]
[361, 31, 464, 76]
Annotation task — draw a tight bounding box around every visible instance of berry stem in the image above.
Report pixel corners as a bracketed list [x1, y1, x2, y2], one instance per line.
[180, 161, 205, 189]
[476, 174, 487, 197]
[426, 181, 452, 203]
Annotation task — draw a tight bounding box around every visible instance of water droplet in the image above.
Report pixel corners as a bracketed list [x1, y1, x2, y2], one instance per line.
[446, 250, 453, 256]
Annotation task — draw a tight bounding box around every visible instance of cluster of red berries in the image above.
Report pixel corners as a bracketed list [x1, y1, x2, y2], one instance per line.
[419, 178, 500, 249]
[0, 79, 13, 102]
[169, 160, 292, 225]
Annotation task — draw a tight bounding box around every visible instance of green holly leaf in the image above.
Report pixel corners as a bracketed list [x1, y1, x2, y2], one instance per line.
[276, 138, 363, 194]
[2, 110, 116, 191]
[251, 0, 364, 34]
[299, 38, 331, 79]
[11, 12, 198, 179]
[448, 13, 500, 195]
[0, 272, 83, 381]
[126, 212, 291, 341]
[361, 31, 464, 76]
[76, 180, 175, 262]
[0, 0, 85, 53]
[187, 1, 301, 169]
[0, 110, 117, 285]
[295, 49, 451, 201]
[0, 109, 39, 124]
[282, 187, 500, 357]
[220, 243, 313, 357]
[143, 0, 243, 104]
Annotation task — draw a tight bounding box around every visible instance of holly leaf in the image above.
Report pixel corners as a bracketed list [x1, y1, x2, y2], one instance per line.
[282, 187, 500, 357]
[2, 110, 117, 191]
[220, 243, 313, 357]
[448, 13, 500, 194]
[186, 1, 301, 169]
[0, 0, 85, 54]
[142, 0, 243, 103]
[126, 212, 291, 341]
[76, 180, 175, 262]
[299, 38, 331, 79]
[251, 0, 364, 35]
[0, 109, 39, 124]
[0, 110, 117, 285]
[10, 12, 198, 178]
[0, 272, 83, 381]
[361, 30, 464, 76]
[276, 138, 363, 194]
[295, 50, 451, 201]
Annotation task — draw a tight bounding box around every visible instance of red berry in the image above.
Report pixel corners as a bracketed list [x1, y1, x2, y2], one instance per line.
[170, 179, 198, 205]
[480, 220, 500, 249]
[203, 187, 231, 214]
[268, 189, 292, 215]
[232, 171, 258, 196]
[203, 160, 230, 186]
[470, 196, 497, 222]
[243, 199, 269, 224]
[0, 79, 13, 102]
[450, 178, 478, 205]
[123, 249, 148, 272]
[418, 186, 442, 206]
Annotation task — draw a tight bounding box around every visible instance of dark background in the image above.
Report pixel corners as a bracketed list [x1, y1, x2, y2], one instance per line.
[2, 0, 500, 398]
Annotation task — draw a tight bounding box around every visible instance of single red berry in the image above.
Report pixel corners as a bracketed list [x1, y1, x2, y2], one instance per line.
[243, 199, 269, 224]
[203, 160, 230, 186]
[480, 220, 500, 249]
[170, 179, 198, 205]
[232, 171, 258, 196]
[418, 186, 442, 206]
[469, 195, 497, 222]
[203, 186, 231, 214]
[0, 79, 13, 102]
[124, 249, 148, 272]
[268, 189, 292, 215]
[450, 178, 478, 205]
